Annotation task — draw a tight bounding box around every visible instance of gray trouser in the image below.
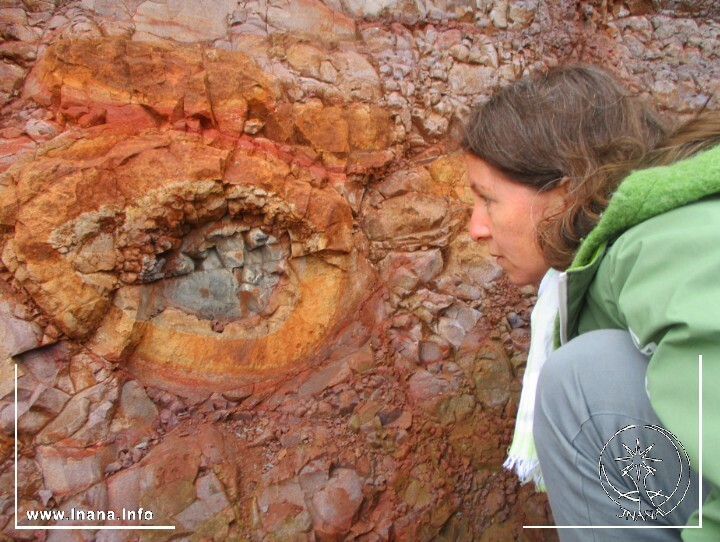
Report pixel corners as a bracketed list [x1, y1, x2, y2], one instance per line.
[534, 329, 708, 541]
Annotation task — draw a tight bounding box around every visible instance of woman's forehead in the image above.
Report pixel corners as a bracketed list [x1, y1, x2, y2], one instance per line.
[465, 154, 511, 190]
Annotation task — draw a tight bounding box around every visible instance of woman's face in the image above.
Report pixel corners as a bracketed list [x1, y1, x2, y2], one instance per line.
[465, 153, 565, 286]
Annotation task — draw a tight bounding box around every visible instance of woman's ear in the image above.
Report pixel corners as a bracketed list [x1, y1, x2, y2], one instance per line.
[556, 175, 571, 195]
[535, 176, 571, 225]
[554, 176, 572, 210]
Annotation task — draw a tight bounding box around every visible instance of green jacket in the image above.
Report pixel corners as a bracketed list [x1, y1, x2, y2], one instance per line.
[558, 144, 720, 540]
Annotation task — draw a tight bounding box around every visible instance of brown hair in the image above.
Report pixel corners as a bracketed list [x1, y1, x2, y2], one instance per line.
[647, 110, 720, 167]
[463, 64, 669, 269]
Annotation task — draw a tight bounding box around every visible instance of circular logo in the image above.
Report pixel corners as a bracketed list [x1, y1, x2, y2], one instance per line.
[598, 424, 690, 519]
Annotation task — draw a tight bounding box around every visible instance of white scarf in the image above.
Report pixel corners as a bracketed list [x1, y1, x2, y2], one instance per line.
[503, 268, 560, 490]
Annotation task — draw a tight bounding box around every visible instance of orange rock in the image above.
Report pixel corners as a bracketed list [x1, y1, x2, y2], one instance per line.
[346, 104, 394, 151]
[295, 101, 349, 154]
[428, 151, 472, 202]
[363, 192, 448, 241]
[23, 38, 279, 135]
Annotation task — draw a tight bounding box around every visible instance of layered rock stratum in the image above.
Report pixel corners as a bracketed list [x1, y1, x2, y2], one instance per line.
[0, 0, 717, 540]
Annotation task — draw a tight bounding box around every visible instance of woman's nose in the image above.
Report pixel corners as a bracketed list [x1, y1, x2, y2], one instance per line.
[469, 205, 491, 241]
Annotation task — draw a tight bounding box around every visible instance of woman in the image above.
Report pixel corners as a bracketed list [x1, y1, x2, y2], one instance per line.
[463, 64, 720, 541]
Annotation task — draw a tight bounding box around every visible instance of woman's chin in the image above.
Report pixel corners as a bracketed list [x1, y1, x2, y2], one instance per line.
[506, 274, 534, 287]
[502, 264, 546, 287]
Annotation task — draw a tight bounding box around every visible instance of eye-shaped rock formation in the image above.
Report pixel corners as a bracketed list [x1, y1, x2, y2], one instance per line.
[2, 125, 375, 394]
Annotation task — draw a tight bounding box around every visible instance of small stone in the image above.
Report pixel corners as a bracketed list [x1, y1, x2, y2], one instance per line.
[163, 252, 195, 277]
[250, 428, 276, 447]
[449, 44, 470, 62]
[336, 389, 359, 415]
[243, 118, 264, 134]
[105, 461, 123, 475]
[308, 468, 363, 538]
[386, 410, 412, 430]
[110, 380, 159, 435]
[222, 385, 253, 402]
[38, 489, 53, 506]
[490, 0, 509, 28]
[23, 118, 57, 140]
[244, 228, 270, 249]
[506, 312, 525, 329]
[364, 193, 448, 241]
[0, 57, 25, 95]
[215, 236, 245, 268]
[407, 370, 452, 412]
[299, 359, 352, 397]
[418, 339, 449, 364]
[510, 328, 531, 353]
[437, 317, 466, 349]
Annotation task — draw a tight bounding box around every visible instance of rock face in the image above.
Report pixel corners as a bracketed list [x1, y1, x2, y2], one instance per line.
[0, 0, 716, 540]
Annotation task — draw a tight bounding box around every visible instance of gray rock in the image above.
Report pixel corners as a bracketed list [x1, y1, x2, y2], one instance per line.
[175, 471, 232, 531]
[133, 0, 236, 42]
[162, 252, 195, 277]
[299, 359, 352, 397]
[240, 264, 263, 285]
[215, 236, 245, 268]
[443, 305, 481, 333]
[308, 468, 363, 538]
[407, 370, 452, 405]
[35, 396, 90, 444]
[198, 248, 225, 270]
[31, 387, 71, 416]
[244, 227, 270, 249]
[153, 269, 243, 320]
[0, 301, 43, 359]
[262, 241, 290, 262]
[112, 381, 159, 430]
[37, 445, 104, 496]
[437, 317, 466, 348]
[418, 339, 449, 364]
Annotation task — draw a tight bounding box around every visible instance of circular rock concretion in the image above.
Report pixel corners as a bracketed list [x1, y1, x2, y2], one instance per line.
[2, 127, 373, 394]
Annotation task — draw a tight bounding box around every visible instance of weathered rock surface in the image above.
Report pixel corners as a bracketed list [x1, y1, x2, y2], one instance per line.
[1, 0, 717, 540]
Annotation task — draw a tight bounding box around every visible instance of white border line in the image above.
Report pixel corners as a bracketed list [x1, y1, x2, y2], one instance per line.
[14, 362, 18, 529]
[524, 353, 704, 530]
[699, 354, 703, 529]
[13, 361, 176, 531]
